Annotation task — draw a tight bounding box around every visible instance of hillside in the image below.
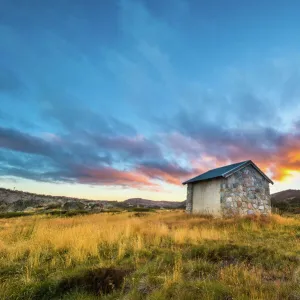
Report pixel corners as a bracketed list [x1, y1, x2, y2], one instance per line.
[271, 189, 300, 213]
[124, 198, 186, 208]
[0, 187, 184, 212]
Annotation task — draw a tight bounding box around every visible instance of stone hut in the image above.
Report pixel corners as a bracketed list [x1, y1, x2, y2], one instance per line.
[183, 160, 273, 216]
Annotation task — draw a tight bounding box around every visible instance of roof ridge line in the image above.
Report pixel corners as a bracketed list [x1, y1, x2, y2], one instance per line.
[221, 160, 250, 177]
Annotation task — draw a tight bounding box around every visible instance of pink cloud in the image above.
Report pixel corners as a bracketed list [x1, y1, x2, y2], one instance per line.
[78, 166, 159, 188]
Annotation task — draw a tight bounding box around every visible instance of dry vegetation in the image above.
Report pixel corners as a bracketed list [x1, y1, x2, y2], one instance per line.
[0, 211, 300, 299]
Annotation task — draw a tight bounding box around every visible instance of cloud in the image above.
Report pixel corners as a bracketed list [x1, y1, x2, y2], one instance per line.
[0, 126, 111, 175]
[2, 53, 300, 189]
[77, 166, 157, 188]
[42, 100, 137, 136]
[91, 134, 163, 161]
[0, 125, 182, 188]
[160, 115, 300, 183]
[137, 161, 197, 185]
[0, 127, 51, 156]
[1, 0, 300, 192]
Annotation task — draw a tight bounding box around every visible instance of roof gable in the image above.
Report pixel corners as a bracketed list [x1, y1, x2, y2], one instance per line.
[183, 160, 273, 185]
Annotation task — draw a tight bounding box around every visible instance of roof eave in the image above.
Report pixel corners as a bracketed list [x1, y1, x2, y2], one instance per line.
[182, 176, 224, 185]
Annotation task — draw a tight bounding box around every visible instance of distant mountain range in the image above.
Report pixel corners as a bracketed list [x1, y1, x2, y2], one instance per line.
[0, 187, 299, 213]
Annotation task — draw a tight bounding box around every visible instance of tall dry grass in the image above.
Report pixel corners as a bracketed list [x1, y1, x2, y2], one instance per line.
[0, 212, 231, 269]
[1, 211, 300, 299]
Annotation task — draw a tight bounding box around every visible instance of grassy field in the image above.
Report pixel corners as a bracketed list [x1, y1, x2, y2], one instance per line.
[0, 211, 300, 299]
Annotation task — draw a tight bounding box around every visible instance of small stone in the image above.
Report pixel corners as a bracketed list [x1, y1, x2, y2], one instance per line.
[248, 203, 252, 209]
[247, 210, 254, 215]
[248, 194, 255, 200]
[258, 206, 264, 210]
[226, 197, 232, 202]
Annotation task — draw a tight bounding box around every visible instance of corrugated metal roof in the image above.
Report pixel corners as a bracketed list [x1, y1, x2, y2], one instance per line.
[182, 160, 273, 185]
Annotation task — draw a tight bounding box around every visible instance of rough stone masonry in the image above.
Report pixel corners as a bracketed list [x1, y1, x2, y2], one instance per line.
[221, 165, 271, 216]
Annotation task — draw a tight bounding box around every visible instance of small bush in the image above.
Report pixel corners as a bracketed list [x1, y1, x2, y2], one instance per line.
[0, 212, 34, 218]
[44, 210, 90, 217]
[13, 268, 130, 300]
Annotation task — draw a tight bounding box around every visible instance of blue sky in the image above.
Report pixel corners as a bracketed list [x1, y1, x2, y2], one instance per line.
[1, 0, 300, 201]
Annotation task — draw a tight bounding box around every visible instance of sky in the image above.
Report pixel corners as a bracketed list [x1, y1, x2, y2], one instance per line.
[0, 0, 300, 201]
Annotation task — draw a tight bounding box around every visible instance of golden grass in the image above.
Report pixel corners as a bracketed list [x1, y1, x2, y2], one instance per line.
[0, 211, 300, 299]
[0, 212, 298, 266]
[0, 212, 230, 267]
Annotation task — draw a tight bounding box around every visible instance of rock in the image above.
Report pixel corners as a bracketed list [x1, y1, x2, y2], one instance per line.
[45, 202, 62, 210]
[238, 185, 243, 192]
[62, 201, 85, 210]
[24, 207, 34, 212]
[90, 203, 104, 210]
[226, 202, 232, 208]
[0, 202, 8, 212]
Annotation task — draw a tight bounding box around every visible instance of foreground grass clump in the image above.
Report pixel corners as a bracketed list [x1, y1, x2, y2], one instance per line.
[0, 211, 300, 299]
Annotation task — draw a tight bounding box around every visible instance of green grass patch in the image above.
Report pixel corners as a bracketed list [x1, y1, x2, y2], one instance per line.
[0, 212, 34, 218]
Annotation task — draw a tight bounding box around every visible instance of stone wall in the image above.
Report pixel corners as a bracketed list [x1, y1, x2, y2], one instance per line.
[220, 165, 271, 216]
[186, 184, 193, 213]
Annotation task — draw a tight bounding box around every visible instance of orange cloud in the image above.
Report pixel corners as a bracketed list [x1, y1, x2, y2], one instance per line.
[208, 134, 300, 182]
[169, 131, 300, 184]
[270, 139, 300, 181]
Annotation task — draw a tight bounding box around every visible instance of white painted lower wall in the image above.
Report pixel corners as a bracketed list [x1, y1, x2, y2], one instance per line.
[192, 179, 221, 215]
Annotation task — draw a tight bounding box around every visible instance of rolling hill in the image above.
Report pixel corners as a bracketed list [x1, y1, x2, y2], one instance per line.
[0, 188, 185, 212]
[271, 189, 300, 213]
